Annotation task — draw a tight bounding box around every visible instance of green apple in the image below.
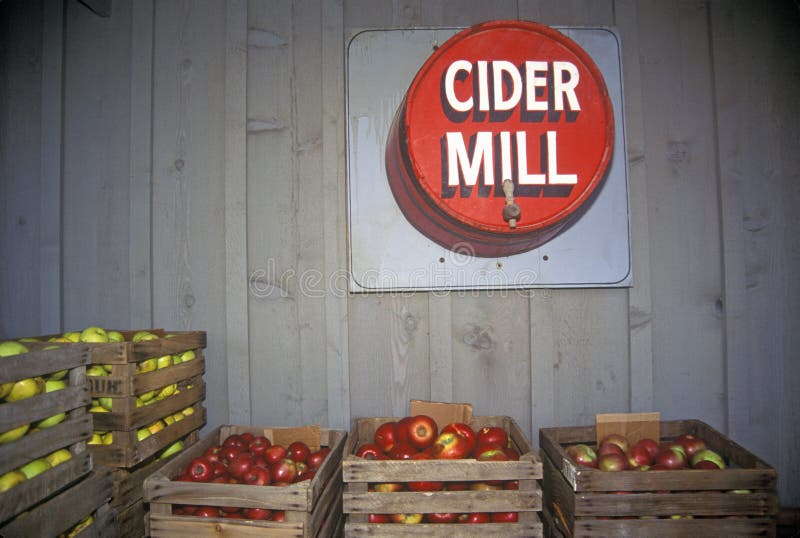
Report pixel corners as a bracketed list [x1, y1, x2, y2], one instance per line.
[98, 397, 113, 411]
[18, 337, 39, 343]
[0, 340, 29, 356]
[86, 364, 109, 377]
[89, 405, 110, 413]
[156, 355, 172, 369]
[0, 383, 13, 400]
[47, 336, 72, 343]
[136, 428, 151, 441]
[45, 448, 73, 467]
[176, 349, 196, 363]
[66, 515, 94, 538]
[102, 432, 113, 445]
[6, 377, 45, 402]
[79, 326, 109, 343]
[102, 363, 114, 374]
[35, 412, 66, 429]
[159, 440, 184, 459]
[0, 470, 27, 493]
[136, 358, 157, 373]
[45, 379, 67, 393]
[106, 330, 124, 342]
[0, 423, 30, 444]
[132, 331, 158, 342]
[163, 415, 176, 426]
[138, 389, 157, 402]
[156, 383, 177, 400]
[62, 332, 81, 343]
[171, 412, 185, 423]
[690, 448, 727, 470]
[19, 458, 52, 479]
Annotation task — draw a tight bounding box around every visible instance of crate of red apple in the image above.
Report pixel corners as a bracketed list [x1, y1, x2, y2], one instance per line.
[342, 401, 543, 537]
[143, 424, 347, 538]
[539, 417, 778, 537]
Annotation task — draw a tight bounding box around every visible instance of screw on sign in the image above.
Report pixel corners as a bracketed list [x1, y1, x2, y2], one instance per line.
[385, 20, 614, 257]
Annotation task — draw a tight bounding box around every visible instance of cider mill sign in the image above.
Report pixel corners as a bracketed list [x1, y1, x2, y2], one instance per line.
[347, 21, 630, 291]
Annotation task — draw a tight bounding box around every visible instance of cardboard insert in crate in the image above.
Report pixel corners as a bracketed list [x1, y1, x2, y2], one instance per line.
[0, 468, 115, 538]
[144, 424, 347, 538]
[0, 342, 93, 525]
[539, 418, 778, 537]
[342, 402, 543, 537]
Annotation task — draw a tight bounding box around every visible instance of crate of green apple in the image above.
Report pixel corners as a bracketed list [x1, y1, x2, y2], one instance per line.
[539, 420, 778, 537]
[0, 339, 95, 524]
[342, 415, 543, 537]
[144, 424, 347, 538]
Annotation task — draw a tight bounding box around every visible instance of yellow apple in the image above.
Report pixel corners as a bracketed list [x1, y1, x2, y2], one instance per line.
[45, 379, 67, 392]
[106, 330, 124, 342]
[18, 337, 39, 343]
[102, 432, 113, 445]
[65, 515, 94, 538]
[0, 423, 30, 444]
[98, 397, 113, 411]
[47, 336, 72, 343]
[156, 383, 177, 400]
[181, 406, 195, 417]
[136, 358, 157, 373]
[172, 412, 185, 423]
[136, 428, 151, 441]
[138, 389, 157, 402]
[147, 420, 166, 435]
[176, 349, 196, 363]
[102, 363, 114, 374]
[159, 440, 184, 459]
[45, 449, 73, 467]
[132, 331, 158, 342]
[0, 470, 27, 492]
[88, 432, 104, 445]
[35, 412, 66, 429]
[86, 365, 108, 377]
[6, 377, 45, 402]
[19, 458, 52, 479]
[62, 331, 81, 343]
[89, 405, 110, 413]
[79, 326, 108, 343]
[156, 355, 172, 369]
[0, 382, 13, 400]
[163, 415, 176, 426]
[0, 340, 29, 356]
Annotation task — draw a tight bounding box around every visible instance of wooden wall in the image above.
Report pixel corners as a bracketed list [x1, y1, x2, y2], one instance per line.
[1, 0, 798, 505]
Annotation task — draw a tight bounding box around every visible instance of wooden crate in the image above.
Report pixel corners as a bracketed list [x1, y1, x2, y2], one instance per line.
[90, 400, 206, 468]
[116, 498, 146, 538]
[144, 424, 348, 538]
[0, 468, 115, 537]
[539, 419, 778, 537]
[342, 415, 543, 537]
[0, 343, 93, 524]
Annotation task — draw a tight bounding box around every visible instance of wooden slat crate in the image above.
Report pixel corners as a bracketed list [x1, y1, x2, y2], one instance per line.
[0, 342, 93, 525]
[539, 419, 778, 537]
[101, 429, 200, 537]
[91, 400, 206, 468]
[144, 424, 348, 538]
[342, 415, 543, 537]
[0, 468, 115, 538]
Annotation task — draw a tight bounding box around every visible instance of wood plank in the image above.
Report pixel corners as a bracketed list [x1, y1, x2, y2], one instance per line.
[322, 0, 350, 430]
[634, 0, 726, 429]
[614, 0, 655, 413]
[225, 0, 250, 426]
[129, 0, 154, 330]
[40, 0, 64, 335]
[710, 0, 800, 506]
[150, 0, 228, 434]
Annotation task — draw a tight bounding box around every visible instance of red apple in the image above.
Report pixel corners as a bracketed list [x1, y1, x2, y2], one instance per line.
[368, 513, 390, 523]
[243, 465, 271, 485]
[243, 507, 272, 520]
[404, 414, 439, 450]
[219, 445, 242, 464]
[676, 434, 707, 458]
[440, 423, 476, 456]
[270, 458, 297, 483]
[239, 432, 255, 445]
[598, 452, 628, 471]
[632, 437, 660, 461]
[459, 512, 491, 524]
[491, 511, 519, 523]
[690, 448, 726, 470]
[475, 443, 509, 461]
[600, 433, 630, 454]
[287, 441, 311, 463]
[626, 443, 654, 469]
[598, 441, 625, 458]
[247, 435, 271, 456]
[307, 449, 329, 469]
[271, 510, 286, 522]
[693, 460, 721, 470]
[426, 513, 458, 523]
[228, 452, 254, 479]
[655, 447, 687, 469]
[222, 434, 247, 450]
[195, 506, 222, 518]
[389, 442, 418, 460]
[476, 426, 509, 449]
[263, 444, 288, 465]
[356, 443, 386, 460]
[373, 482, 404, 492]
[565, 444, 598, 468]
[374, 421, 398, 453]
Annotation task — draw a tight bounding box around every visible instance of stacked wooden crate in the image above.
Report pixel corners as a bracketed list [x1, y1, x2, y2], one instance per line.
[0, 341, 114, 536]
[144, 424, 347, 537]
[343, 414, 543, 537]
[539, 419, 778, 537]
[85, 328, 208, 537]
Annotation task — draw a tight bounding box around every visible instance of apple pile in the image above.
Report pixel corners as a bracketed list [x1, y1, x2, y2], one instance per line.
[170, 432, 331, 520]
[566, 432, 727, 471]
[356, 416, 521, 524]
[0, 340, 74, 446]
[0, 448, 75, 494]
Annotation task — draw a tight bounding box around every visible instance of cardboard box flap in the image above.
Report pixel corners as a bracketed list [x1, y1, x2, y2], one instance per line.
[410, 400, 473, 429]
[596, 412, 660, 447]
[264, 424, 322, 452]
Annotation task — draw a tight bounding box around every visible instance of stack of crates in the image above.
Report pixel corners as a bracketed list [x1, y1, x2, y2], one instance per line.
[0, 340, 115, 536]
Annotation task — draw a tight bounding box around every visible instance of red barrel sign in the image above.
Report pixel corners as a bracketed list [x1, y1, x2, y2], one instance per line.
[385, 20, 614, 257]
